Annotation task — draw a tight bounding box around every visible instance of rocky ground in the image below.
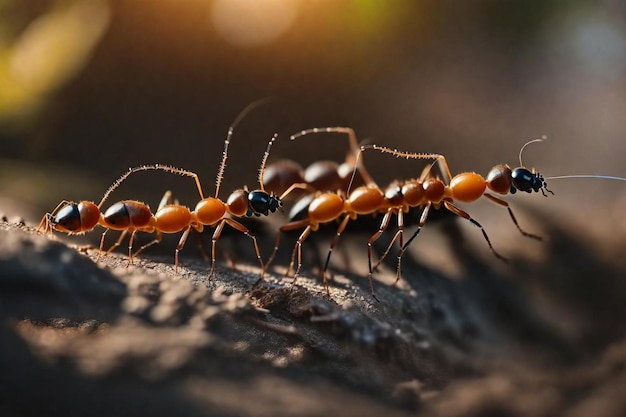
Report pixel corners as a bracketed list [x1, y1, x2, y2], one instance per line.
[1, 209, 625, 417]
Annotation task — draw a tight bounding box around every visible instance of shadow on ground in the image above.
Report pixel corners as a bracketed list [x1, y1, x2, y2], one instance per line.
[1, 209, 625, 417]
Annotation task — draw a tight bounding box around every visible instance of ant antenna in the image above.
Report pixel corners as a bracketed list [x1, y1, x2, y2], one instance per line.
[545, 174, 626, 182]
[258, 133, 279, 192]
[346, 148, 363, 195]
[290, 126, 378, 188]
[214, 98, 273, 198]
[97, 164, 205, 208]
[519, 136, 547, 167]
[358, 144, 451, 179]
[515, 136, 626, 183]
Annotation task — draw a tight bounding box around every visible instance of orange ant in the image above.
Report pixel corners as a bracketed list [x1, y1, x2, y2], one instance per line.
[39, 101, 284, 279]
[263, 127, 367, 197]
[40, 130, 284, 278]
[357, 137, 626, 289]
[263, 127, 397, 296]
[36, 166, 176, 264]
[264, 127, 455, 298]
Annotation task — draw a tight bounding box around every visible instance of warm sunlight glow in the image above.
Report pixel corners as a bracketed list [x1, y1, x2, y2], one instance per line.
[210, 0, 297, 47]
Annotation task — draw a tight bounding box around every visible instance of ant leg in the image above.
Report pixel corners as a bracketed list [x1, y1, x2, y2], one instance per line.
[126, 230, 138, 266]
[133, 231, 163, 259]
[222, 217, 264, 279]
[251, 230, 282, 288]
[483, 193, 542, 240]
[286, 243, 297, 278]
[443, 201, 508, 262]
[157, 190, 174, 209]
[97, 229, 109, 262]
[102, 229, 129, 261]
[322, 214, 351, 295]
[266, 219, 310, 278]
[394, 204, 431, 284]
[191, 228, 211, 265]
[366, 210, 393, 296]
[291, 225, 313, 290]
[209, 221, 226, 279]
[37, 213, 53, 235]
[37, 200, 72, 234]
[123, 190, 172, 264]
[372, 209, 405, 273]
[261, 230, 282, 280]
[372, 230, 400, 272]
[175, 226, 192, 273]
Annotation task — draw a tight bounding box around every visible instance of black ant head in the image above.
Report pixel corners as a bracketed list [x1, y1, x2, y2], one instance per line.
[52, 203, 82, 232]
[510, 168, 553, 196]
[246, 190, 284, 217]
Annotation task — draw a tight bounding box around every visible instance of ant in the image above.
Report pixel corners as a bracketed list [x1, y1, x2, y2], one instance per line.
[36, 166, 175, 265]
[263, 127, 412, 297]
[39, 103, 284, 279]
[39, 135, 282, 278]
[357, 137, 626, 288]
[262, 127, 368, 198]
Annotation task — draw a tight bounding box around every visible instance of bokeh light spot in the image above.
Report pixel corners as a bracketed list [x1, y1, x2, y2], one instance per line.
[210, 0, 297, 48]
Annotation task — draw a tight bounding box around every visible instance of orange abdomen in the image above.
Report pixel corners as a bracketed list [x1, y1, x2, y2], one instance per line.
[450, 173, 486, 202]
[308, 194, 344, 223]
[155, 205, 192, 233]
[195, 198, 227, 225]
[348, 186, 384, 214]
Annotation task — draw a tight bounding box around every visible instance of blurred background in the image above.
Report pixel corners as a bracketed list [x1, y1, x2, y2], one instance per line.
[0, 0, 625, 255]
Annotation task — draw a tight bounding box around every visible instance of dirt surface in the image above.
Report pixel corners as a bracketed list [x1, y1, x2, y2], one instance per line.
[1, 207, 625, 417]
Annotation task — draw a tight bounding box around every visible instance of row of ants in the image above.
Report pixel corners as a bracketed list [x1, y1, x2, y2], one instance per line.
[38, 109, 626, 299]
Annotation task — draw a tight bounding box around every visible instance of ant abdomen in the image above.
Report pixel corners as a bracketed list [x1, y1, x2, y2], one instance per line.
[53, 201, 100, 233]
[288, 194, 315, 221]
[303, 161, 346, 192]
[102, 201, 153, 230]
[155, 205, 194, 233]
[449, 173, 487, 202]
[195, 198, 228, 224]
[263, 160, 305, 197]
[346, 186, 385, 214]
[308, 193, 344, 223]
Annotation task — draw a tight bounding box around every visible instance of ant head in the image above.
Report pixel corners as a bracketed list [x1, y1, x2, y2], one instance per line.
[508, 136, 554, 197]
[246, 190, 283, 217]
[510, 168, 553, 196]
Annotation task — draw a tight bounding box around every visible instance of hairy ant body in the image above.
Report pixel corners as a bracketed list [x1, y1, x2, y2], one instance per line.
[260, 128, 450, 297]
[39, 103, 284, 279]
[40, 134, 282, 278]
[263, 127, 369, 198]
[263, 127, 409, 296]
[359, 137, 626, 289]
